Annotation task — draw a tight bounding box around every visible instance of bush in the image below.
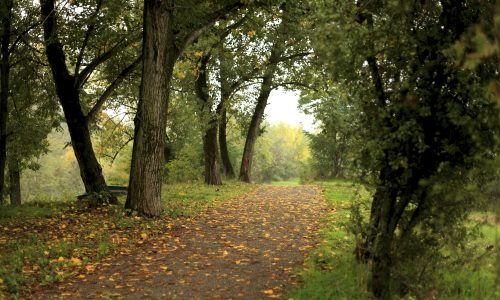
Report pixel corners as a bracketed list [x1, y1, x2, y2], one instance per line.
[164, 142, 203, 183]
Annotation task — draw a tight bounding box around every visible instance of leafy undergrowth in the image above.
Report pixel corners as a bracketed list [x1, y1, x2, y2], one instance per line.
[0, 181, 254, 298]
[289, 180, 499, 300]
[288, 180, 371, 300]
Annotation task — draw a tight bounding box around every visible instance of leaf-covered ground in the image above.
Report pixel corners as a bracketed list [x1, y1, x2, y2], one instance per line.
[23, 185, 327, 299]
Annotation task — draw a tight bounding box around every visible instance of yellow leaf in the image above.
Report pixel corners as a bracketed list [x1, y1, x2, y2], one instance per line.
[160, 265, 168, 270]
[263, 289, 274, 295]
[247, 30, 256, 38]
[58, 256, 65, 262]
[85, 265, 95, 272]
[140, 233, 148, 240]
[70, 257, 82, 265]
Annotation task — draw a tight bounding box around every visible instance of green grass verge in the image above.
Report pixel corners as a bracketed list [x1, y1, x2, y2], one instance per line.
[288, 180, 370, 300]
[289, 180, 499, 300]
[0, 181, 255, 298]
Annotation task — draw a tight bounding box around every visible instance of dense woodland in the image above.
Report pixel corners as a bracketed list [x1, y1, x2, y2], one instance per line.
[0, 0, 499, 299]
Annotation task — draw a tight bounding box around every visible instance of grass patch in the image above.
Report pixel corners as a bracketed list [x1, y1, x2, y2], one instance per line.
[288, 180, 371, 300]
[0, 181, 255, 298]
[161, 181, 255, 217]
[269, 178, 301, 186]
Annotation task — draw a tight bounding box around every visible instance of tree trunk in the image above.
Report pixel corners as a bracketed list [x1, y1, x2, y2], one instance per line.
[0, 0, 12, 204]
[8, 157, 21, 206]
[203, 120, 222, 185]
[126, 0, 243, 214]
[126, 0, 176, 216]
[238, 7, 288, 183]
[195, 54, 222, 185]
[371, 219, 393, 300]
[219, 108, 235, 178]
[41, 0, 116, 205]
[218, 42, 235, 179]
[239, 74, 274, 182]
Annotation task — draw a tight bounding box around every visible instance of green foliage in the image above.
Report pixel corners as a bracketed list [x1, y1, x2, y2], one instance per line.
[300, 82, 360, 179]
[20, 129, 84, 201]
[252, 123, 310, 182]
[164, 141, 204, 183]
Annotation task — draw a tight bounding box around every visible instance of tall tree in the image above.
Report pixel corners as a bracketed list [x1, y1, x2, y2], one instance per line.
[195, 53, 222, 185]
[0, 0, 13, 203]
[40, 0, 141, 205]
[6, 36, 60, 206]
[310, 1, 499, 298]
[126, 0, 249, 216]
[239, 2, 312, 182]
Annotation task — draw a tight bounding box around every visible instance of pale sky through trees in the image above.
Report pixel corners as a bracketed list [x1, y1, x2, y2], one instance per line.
[266, 89, 316, 132]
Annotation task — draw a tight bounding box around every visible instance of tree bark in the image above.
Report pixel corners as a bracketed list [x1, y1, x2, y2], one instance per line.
[217, 42, 236, 179]
[203, 120, 222, 185]
[0, 0, 12, 204]
[371, 215, 393, 300]
[126, 0, 244, 215]
[239, 62, 278, 182]
[219, 108, 235, 178]
[195, 54, 222, 185]
[125, 0, 176, 216]
[40, 0, 116, 204]
[8, 157, 21, 206]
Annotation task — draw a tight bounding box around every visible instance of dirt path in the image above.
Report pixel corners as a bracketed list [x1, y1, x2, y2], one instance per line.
[27, 185, 327, 299]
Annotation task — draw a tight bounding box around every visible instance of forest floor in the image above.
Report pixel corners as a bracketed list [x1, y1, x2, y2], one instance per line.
[22, 185, 328, 299]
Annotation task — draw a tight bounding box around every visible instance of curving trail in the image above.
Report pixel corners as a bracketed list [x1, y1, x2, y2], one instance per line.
[27, 185, 327, 300]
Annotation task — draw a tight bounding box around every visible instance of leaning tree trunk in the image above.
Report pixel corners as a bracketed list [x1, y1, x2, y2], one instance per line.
[41, 0, 116, 205]
[126, 0, 176, 216]
[218, 108, 235, 178]
[0, 0, 12, 204]
[8, 157, 21, 206]
[238, 9, 286, 183]
[239, 74, 275, 182]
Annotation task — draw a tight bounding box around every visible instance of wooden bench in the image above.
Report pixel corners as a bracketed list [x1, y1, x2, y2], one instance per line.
[108, 185, 128, 197]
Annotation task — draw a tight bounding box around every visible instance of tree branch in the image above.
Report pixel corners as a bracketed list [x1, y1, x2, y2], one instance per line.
[8, 21, 42, 55]
[76, 35, 138, 89]
[86, 54, 142, 123]
[176, 1, 245, 55]
[273, 80, 318, 91]
[74, 0, 103, 76]
[275, 51, 314, 63]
